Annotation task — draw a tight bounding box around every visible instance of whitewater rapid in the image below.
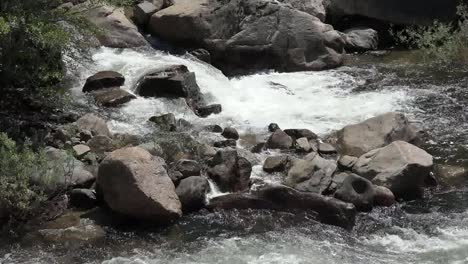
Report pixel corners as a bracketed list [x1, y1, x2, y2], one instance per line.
[71, 47, 409, 136]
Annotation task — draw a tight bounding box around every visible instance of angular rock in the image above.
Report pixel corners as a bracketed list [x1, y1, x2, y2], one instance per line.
[75, 114, 111, 138]
[286, 153, 337, 194]
[336, 112, 421, 157]
[334, 173, 375, 211]
[296, 137, 311, 152]
[251, 142, 266, 153]
[148, 0, 345, 73]
[97, 147, 182, 222]
[266, 129, 293, 149]
[73, 144, 91, 159]
[172, 159, 201, 178]
[263, 155, 290, 173]
[149, 113, 177, 132]
[176, 176, 209, 212]
[87, 135, 114, 155]
[92, 88, 136, 107]
[284, 129, 317, 140]
[133, 1, 159, 26]
[189, 48, 211, 63]
[214, 139, 237, 148]
[337, 155, 358, 170]
[196, 104, 222, 117]
[209, 184, 356, 229]
[318, 142, 337, 155]
[343, 27, 379, 52]
[82, 71, 125, 92]
[70, 189, 98, 209]
[85, 6, 147, 48]
[373, 185, 396, 207]
[207, 149, 252, 192]
[353, 141, 433, 199]
[221, 127, 239, 140]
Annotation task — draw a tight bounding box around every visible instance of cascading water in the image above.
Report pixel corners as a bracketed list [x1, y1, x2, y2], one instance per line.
[2, 47, 468, 264]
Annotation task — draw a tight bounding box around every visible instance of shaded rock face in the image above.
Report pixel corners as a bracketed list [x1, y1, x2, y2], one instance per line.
[221, 127, 239, 140]
[75, 114, 112, 138]
[82, 71, 125, 92]
[135, 65, 204, 111]
[190, 48, 212, 63]
[286, 153, 337, 193]
[209, 184, 356, 229]
[334, 173, 375, 211]
[327, 0, 459, 26]
[263, 155, 290, 173]
[336, 112, 421, 157]
[353, 141, 433, 199]
[172, 159, 201, 179]
[284, 129, 317, 140]
[343, 27, 378, 52]
[148, 0, 345, 74]
[85, 6, 147, 48]
[196, 104, 222, 117]
[133, 1, 160, 26]
[176, 176, 209, 212]
[373, 185, 396, 207]
[97, 147, 182, 222]
[207, 149, 252, 192]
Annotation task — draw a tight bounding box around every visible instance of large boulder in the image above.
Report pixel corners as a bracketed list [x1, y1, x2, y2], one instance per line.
[135, 65, 204, 111]
[209, 184, 356, 229]
[327, 0, 459, 26]
[176, 176, 210, 212]
[97, 147, 182, 222]
[85, 6, 147, 48]
[353, 141, 433, 199]
[207, 149, 252, 192]
[75, 114, 112, 138]
[285, 153, 337, 193]
[82, 71, 125, 92]
[336, 112, 421, 157]
[148, 0, 345, 73]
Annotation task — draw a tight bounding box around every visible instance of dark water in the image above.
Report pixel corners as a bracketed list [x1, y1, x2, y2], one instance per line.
[1, 50, 468, 264]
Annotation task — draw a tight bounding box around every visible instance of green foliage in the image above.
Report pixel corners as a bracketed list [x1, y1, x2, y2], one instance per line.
[0, 133, 72, 220]
[391, 4, 468, 63]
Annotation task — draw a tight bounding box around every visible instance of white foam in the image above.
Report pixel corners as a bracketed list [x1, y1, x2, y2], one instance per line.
[72, 47, 410, 136]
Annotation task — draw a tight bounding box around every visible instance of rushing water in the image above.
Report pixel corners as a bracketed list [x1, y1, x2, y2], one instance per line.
[1, 48, 468, 264]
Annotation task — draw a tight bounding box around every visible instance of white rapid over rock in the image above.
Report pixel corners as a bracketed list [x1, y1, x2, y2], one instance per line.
[70, 47, 409, 137]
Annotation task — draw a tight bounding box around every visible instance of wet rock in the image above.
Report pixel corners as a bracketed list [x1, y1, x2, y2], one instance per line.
[203, 125, 223, 133]
[284, 129, 318, 140]
[168, 170, 185, 185]
[82, 71, 125, 93]
[148, 0, 344, 73]
[196, 104, 222, 117]
[214, 139, 237, 148]
[334, 173, 375, 211]
[152, 132, 201, 162]
[209, 184, 356, 229]
[87, 135, 114, 155]
[373, 185, 396, 207]
[92, 88, 136, 107]
[112, 133, 142, 148]
[197, 144, 217, 158]
[343, 27, 379, 52]
[172, 159, 201, 178]
[296, 137, 311, 152]
[251, 142, 266, 153]
[97, 147, 182, 222]
[135, 65, 203, 111]
[336, 112, 421, 157]
[189, 48, 211, 63]
[268, 123, 280, 132]
[286, 153, 337, 194]
[207, 149, 252, 192]
[263, 155, 290, 173]
[133, 1, 159, 26]
[266, 130, 293, 150]
[176, 118, 193, 131]
[73, 144, 90, 159]
[337, 155, 358, 170]
[318, 142, 337, 155]
[221, 127, 239, 140]
[434, 164, 468, 187]
[70, 189, 98, 209]
[176, 176, 209, 212]
[353, 141, 433, 199]
[149, 113, 177, 132]
[75, 113, 111, 138]
[85, 6, 147, 48]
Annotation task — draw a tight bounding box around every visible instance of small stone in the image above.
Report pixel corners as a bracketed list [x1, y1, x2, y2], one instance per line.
[149, 113, 177, 132]
[338, 155, 358, 170]
[73, 144, 91, 158]
[203, 125, 223, 133]
[319, 142, 337, 154]
[296, 137, 311, 152]
[221, 127, 239, 140]
[263, 155, 290, 173]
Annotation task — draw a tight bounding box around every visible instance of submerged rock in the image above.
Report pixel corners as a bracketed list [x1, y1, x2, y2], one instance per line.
[209, 184, 356, 229]
[97, 147, 182, 223]
[336, 112, 421, 157]
[353, 141, 433, 199]
[82, 71, 125, 92]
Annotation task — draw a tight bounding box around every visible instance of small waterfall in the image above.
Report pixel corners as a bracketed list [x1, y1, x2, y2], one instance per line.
[206, 178, 228, 202]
